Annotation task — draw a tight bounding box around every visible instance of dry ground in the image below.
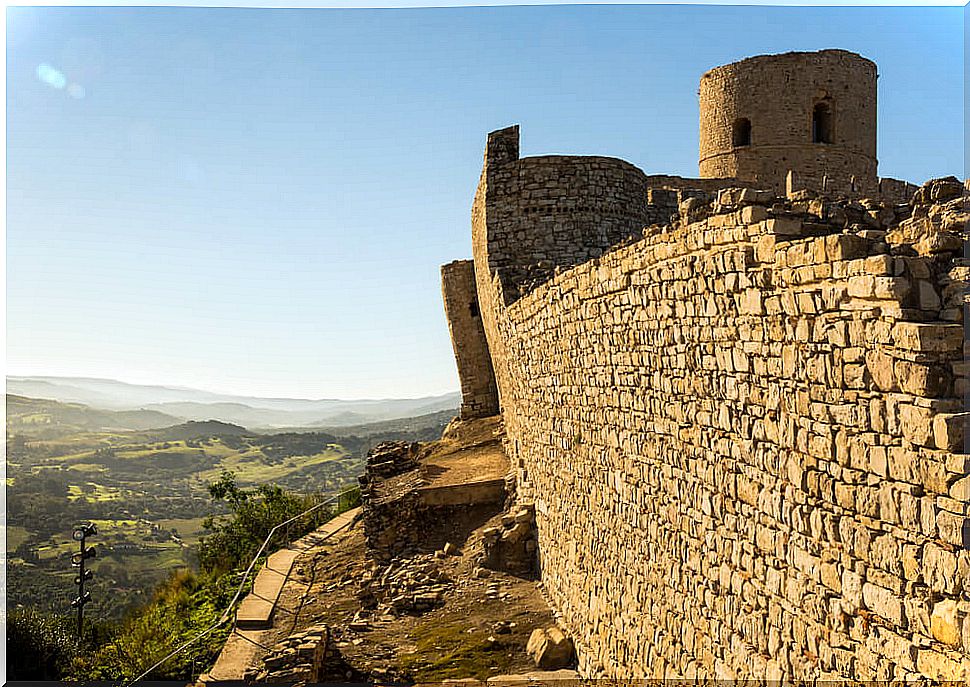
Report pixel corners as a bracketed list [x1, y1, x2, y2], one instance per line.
[418, 415, 508, 489]
[266, 510, 555, 683]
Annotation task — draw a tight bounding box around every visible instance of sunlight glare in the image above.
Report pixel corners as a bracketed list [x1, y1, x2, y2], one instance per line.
[36, 63, 67, 90]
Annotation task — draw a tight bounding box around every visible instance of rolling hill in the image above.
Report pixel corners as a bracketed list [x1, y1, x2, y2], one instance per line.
[6, 394, 180, 436]
[6, 376, 459, 429]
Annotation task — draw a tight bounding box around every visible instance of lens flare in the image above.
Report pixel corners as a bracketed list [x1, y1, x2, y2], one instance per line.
[67, 83, 86, 99]
[36, 63, 66, 89]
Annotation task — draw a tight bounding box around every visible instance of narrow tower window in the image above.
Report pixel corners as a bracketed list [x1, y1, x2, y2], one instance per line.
[813, 102, 833, 144]
[469, 301, 479, 318]
[733, 118, 751, 147]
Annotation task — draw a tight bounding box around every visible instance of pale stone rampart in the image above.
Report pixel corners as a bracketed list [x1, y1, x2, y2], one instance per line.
[474, 167, 969, 679]
[443, 50, 967, 681]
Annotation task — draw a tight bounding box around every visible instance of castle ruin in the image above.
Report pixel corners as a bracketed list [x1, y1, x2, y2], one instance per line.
[440, 49, 969, 681]
[699, 49, 878, 194]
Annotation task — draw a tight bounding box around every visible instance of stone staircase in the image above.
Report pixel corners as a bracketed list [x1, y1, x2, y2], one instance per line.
[199, 507, 362, 683]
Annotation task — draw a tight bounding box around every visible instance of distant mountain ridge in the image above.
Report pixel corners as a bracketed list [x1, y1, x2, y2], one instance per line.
[6, 376, 459, 430]
[6, 394, 180, 435]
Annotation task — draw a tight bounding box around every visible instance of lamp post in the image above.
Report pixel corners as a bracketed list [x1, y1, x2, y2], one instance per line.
[71, 523, 98, 641]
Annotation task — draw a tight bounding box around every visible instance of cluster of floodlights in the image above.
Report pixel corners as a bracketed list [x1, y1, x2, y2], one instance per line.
[71, 523, 98, 638]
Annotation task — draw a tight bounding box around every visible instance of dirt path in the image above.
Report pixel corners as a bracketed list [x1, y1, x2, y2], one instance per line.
[272, 513, 556, 683]
[419, 416, 508, 488]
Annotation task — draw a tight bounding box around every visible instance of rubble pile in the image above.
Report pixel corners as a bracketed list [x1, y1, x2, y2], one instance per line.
[356, 552, 454, 616]
[244, 624, 332, 683]
[359, 441, 420, 484]
[481, 503, 538, 576]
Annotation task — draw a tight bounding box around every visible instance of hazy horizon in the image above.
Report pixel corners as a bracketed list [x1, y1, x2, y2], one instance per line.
[5, 371, 459, 402]
[7, 4, 964, 398]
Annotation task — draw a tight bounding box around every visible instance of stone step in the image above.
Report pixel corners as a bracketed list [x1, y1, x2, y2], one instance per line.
[235, 549, 300, 629]
[234, 507, 361, 630]
[417, 477, 506, 506]
[486, 670, 582, 685]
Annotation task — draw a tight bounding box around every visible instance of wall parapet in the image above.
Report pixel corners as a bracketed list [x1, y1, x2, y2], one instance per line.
[478, 173, 969, 681]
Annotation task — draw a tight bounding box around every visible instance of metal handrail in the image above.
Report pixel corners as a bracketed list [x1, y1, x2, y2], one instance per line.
[124, 486, 359, 686]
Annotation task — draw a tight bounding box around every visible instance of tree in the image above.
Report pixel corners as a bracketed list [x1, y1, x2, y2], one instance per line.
[196, 471, 327, 575]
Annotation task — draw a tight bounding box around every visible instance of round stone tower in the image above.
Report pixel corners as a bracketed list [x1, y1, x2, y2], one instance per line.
[698, 49, 877, 193]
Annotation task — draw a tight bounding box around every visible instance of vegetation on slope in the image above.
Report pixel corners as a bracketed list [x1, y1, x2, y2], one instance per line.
[8, 473, 362, 681]
[6, 392, 440, 681]
[7, 395, 370, 618]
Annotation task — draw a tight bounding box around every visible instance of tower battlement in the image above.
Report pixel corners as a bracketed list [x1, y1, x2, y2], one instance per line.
[699, 49, 878, 194]
[438, 49, 968, 682]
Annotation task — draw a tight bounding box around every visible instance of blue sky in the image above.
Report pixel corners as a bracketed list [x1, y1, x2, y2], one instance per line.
[6, 4, 964, 399]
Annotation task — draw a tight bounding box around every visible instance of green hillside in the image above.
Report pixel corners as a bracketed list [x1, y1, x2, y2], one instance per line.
[6, 394, 179, 437]
[6, 395, 366, 620]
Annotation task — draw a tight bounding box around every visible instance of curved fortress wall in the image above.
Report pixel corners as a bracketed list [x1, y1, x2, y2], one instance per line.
[466, 126, 969, 680]
[488, 203, 968, 681]
[699, 50, 877, 194]
[470, 126, 669, 410]
[472, 126, 655, 305]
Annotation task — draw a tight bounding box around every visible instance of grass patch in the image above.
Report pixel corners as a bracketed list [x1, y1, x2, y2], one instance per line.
[67, 463, 107, 474]
[7, 526, 31, 549]
[155, 517, 206, 543]
[66, 483, 122, 502]
[193, 448, 344, 485]
[396, 618, 521, 681]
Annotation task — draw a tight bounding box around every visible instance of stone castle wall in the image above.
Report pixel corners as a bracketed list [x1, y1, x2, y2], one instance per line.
[472, 127, 655, 305]
[699, 50, 878, 194]
[441, 260, 499, 419]
[466, 123, 969, 680]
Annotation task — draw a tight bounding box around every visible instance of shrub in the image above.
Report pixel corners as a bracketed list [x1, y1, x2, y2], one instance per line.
[7, 608, 77, 679]
[69, 568, 239, 681]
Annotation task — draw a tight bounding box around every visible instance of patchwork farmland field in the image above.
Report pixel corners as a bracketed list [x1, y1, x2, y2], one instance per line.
[5, 396, 370, 618]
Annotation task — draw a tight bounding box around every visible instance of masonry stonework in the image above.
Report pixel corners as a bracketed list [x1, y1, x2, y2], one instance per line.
[699, 50, 878, 194]
[442, 50, 969, 681]
[441, 260, 499, 419]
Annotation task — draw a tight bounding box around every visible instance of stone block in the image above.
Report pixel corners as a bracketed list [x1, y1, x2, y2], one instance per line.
[916, 647, 968, 681]
[864, 255, 893, 275]
[765, 217, 804, 236]
[931, 599, 963, 647]
[873, 276, 911, 300]
[866, 350, 898, 391]
[934, 412, 969, 453]
[842, 569, 864, 611]
[894, 322, 964, 353]
[526, 627, 575, 670]
[825, 234, 868, 260]
[924, 543, 962, 595]
[740, 205, 769, 224]
[899, 404, 935, 447]
[936, 511, 970, 549]
[894, 360, 950, 397]
[863, 582, 904, 626]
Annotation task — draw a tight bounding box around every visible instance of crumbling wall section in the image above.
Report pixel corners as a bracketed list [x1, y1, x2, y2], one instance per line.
[786, 170, 920, 205]
[480, 178, 969, 681]
[441, 259, 499, 419]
